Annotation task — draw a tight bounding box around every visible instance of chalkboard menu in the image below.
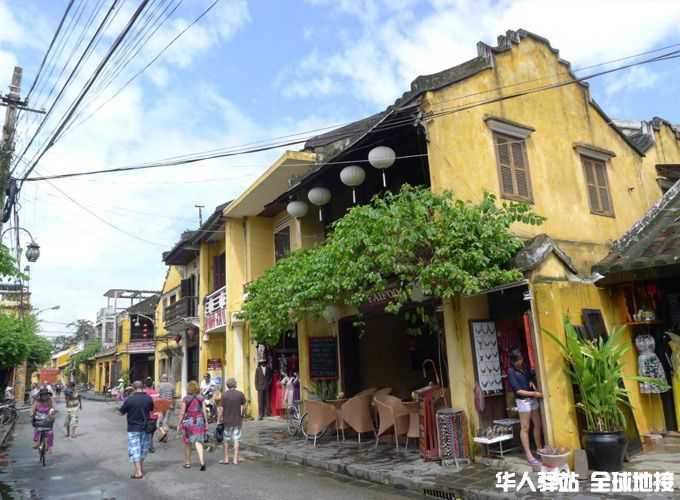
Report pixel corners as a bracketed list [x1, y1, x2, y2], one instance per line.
[308, 336, 338, 380]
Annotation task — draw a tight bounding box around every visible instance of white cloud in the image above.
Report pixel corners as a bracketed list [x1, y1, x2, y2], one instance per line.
[605, 66, 661, 96]
[280, 0, 680, 107]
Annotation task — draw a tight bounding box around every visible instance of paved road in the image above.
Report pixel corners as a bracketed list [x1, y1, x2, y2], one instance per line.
[0, 398, 418, 499]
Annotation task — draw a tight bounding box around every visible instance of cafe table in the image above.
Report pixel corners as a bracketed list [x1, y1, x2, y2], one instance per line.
[325, 398, 348, 441]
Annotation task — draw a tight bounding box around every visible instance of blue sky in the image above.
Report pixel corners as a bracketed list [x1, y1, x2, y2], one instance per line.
[0, 0, 679, 333]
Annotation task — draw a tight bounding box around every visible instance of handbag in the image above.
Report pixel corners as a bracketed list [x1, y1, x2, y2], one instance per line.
[214, 423, 224, 443]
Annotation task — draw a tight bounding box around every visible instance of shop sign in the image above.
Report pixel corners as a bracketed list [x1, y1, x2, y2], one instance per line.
[207, 358, 222, 370]
[126, 341, 155, 353]
[359, 280, 403, 313]
[204, 308, 226, 332]
[308, 336, 338, 380]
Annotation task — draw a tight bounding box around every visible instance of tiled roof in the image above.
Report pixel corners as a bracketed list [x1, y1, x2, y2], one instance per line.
[593, 181, 680, 283]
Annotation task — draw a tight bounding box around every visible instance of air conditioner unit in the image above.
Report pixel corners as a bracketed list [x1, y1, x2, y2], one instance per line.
[230, 311, 245, 327]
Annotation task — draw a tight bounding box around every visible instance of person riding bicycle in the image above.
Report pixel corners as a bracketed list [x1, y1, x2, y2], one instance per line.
[30, 388, 57, 454]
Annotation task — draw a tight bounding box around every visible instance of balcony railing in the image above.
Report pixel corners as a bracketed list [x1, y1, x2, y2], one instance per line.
[204, 286, 226, 316]
[164, 296, 197, 324]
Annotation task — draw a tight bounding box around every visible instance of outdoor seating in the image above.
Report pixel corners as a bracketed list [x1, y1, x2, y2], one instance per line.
[355, 387, 376, 396]
[340, 394, 375, 443]
[326, 398, 349, 441]
[374, 394, 412, 451]
[373, 387, 392, 397]
[304, 399, 337, 447]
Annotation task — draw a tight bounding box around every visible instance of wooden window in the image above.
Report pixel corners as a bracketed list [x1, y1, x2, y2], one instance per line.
[581, 156, 614, 217]
[493, 133, 533, 203]
[212, 252, 226, 290]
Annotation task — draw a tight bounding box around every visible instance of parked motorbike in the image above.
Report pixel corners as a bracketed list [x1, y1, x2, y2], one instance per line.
[202, 386, 217, 423]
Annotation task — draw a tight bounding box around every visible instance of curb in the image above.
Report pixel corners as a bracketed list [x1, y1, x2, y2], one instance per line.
[0, 417, 18, 449]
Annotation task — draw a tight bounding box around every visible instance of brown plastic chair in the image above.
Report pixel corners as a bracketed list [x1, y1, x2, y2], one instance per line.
[374, 394, 411, 451]
[404, 405, 420, 450]
[340, 394, 375, 443]
[373, 387, 392, 397]
[304, 399, 337, 447]
[355, 387, 376, 396]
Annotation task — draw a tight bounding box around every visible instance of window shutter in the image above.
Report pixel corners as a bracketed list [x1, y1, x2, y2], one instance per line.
[582, 158, 601, 212]
[495, 136, 515, 195]
[594, 162, 612, 213]
[511, 141, 531, 198]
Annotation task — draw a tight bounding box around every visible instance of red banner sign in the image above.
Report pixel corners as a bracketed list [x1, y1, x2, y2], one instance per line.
[204, 308, 226, 332]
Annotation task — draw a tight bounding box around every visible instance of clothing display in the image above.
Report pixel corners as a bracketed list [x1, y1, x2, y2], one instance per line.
[280, 375, 295, 409]
[436, 408, 469, 463]
[254, 363, 272, 418]
[270, 372, 282, 416]
[635, 333, 669, 394]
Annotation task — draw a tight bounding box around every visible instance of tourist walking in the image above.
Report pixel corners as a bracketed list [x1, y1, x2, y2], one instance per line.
[177, 380, 208, 471]
[143, 377, 160, 453]
[157, 374, 176, 443]
[64, 382, 82, 438]
[119, 381, 154, 479]
[217, 377, 247, 465]
[507, 348, 544, 464]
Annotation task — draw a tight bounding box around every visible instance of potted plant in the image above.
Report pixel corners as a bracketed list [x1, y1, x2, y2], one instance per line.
[544, 316, 669, 472]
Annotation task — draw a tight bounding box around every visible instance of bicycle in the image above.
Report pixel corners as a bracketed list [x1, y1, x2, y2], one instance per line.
[284, 400, 326, 440]
[33, 416, 55, 467]
[0, 399, 18, 425]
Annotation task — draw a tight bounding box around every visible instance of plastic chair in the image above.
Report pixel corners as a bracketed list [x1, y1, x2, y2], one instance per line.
[373, 387, 392, 397]
[355, 387, 376, 396]
[340, 394, 375, 443]
[374, 394, 410, 451]
[304, 400, 337, 447]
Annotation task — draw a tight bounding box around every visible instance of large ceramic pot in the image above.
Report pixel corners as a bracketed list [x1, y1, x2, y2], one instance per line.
[582, 431, 627, 472]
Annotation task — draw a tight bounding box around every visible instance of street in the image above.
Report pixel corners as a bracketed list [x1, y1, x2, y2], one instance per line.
[0, 398, 418, 499]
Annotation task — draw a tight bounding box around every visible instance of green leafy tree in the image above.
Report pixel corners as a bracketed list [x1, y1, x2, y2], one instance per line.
[243, 185, 545, 345]
[0, 243, 25, 279]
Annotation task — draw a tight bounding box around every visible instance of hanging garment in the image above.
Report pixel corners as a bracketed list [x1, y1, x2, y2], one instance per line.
[635, 333, 669, 394]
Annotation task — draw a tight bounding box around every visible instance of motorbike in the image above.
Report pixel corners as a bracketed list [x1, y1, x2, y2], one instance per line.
[201, 385, 217, 423]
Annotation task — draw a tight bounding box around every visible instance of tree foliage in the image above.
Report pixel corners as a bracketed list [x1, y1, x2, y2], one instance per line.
[0, 313, 42, 368]
[0, 243, 25, 279]
[243, 185, 545, 345]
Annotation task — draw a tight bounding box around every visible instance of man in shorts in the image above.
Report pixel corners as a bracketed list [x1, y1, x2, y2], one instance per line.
[119, 381, 153, 479]
[64, 382, 82, 438]
[217, 378, 247, 465]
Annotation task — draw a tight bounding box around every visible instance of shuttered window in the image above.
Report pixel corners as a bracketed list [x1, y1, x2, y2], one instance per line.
[493, 133, 533, 203]
[581, 156, 614, 217]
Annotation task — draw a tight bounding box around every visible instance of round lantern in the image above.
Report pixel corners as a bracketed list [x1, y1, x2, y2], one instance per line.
[173, 334, 182, 343]
[368, 146, 395, 187]
[322, 304, 341, 323]
[340, 165, 366, 204]
[25, 242, 41, 263]
[286, 200, 308, 219]
[307, 187, 331, 221]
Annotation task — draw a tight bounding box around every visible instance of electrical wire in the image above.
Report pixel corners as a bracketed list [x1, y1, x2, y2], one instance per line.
[23, 47, 680, 183]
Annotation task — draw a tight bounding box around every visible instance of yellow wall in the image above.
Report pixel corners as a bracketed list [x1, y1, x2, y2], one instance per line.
[424, 36, 680, 273]
[198, 234, 227, 379]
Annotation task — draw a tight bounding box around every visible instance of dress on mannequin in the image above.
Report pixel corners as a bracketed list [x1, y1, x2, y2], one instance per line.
[292, 374, 300, 403]
[636, 333, 669, 393]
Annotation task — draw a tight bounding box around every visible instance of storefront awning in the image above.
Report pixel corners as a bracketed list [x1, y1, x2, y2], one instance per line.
[466, 279, 529, 297]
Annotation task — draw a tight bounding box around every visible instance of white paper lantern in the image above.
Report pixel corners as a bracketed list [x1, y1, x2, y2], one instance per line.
[286, 200, 308, 219]
[307, 187, 331, 221]
[323, 304, 342, 323]
[340, 165, 366, 204]
[368, 146, 396, 187]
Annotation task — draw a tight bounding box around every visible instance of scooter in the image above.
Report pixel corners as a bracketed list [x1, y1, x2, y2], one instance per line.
[202, 386, 217, 423]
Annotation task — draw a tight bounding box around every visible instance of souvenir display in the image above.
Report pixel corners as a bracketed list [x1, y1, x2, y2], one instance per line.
[635, 334, 669, 394]
[475, 424, 513, 439]
[472, 321, 502, 395]
[436, 408, 469, 464]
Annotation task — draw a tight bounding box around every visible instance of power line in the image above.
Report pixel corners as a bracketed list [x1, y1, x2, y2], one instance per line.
[21, 47, 680, 184]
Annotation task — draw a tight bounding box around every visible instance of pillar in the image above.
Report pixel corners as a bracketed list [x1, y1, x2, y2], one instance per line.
[181, 332, 188, 398]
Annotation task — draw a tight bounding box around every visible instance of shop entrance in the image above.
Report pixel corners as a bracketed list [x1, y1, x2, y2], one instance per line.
[339, 305, 447, 399]
[260, 330, 299, 417]
[129, 353, 154, 382]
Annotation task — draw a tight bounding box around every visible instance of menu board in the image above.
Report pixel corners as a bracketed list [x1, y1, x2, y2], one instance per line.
[308, 336, 338, 380]
[471, 321, 503, 395]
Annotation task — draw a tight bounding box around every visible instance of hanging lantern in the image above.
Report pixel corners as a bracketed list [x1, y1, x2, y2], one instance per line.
[25, 242, 40, 263]
[173, 334, 182, 343]
[340, 165, 366, 204]
[322, 304, 341, 323]
[286, 200, 308, 219]
[368, 146, 395, 187]
[307, 187, 331, 221]
[187, 328, 196, 341]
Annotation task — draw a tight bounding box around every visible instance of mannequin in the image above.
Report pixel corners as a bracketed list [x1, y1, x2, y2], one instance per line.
[254, 360, 272, 419]
[280, 371, 294, 411]
[278, 354, 289, 374]
[636, 333, 669, 393]
[292, 371, 300, 403]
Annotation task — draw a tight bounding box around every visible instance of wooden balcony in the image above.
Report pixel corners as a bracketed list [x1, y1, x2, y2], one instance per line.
[164, 296, 198, 324]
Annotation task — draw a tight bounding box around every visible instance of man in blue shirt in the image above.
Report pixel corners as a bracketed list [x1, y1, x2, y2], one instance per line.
[119, 380, 154, 479]
[507, 349, 543, 464]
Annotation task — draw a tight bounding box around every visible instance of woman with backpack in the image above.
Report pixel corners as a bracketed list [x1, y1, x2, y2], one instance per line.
[176, 380, 209, 471]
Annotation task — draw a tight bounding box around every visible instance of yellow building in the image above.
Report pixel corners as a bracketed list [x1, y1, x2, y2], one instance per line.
[219, 29, 680, 453]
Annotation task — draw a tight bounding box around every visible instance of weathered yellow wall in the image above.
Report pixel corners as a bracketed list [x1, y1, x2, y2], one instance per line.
[154, 266, 182, 384]
[424, 36, 680, 273]
[532, 280, 664, 448]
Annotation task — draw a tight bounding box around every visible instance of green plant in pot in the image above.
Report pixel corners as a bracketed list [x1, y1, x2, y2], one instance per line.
[544, 316, 669, 472]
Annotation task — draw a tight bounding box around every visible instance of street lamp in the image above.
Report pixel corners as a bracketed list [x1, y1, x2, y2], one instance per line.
[1, 226, 41, 263]
[133, 313, 154, 340]
[36, 305, 60, 314]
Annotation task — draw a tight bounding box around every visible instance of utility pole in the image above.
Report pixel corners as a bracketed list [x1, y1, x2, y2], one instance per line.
[0, 66, 45, 234]
[195, 204, 205, 226]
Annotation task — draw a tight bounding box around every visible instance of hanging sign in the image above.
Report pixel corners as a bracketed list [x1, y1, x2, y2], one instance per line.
[308, 336, 338, 380]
